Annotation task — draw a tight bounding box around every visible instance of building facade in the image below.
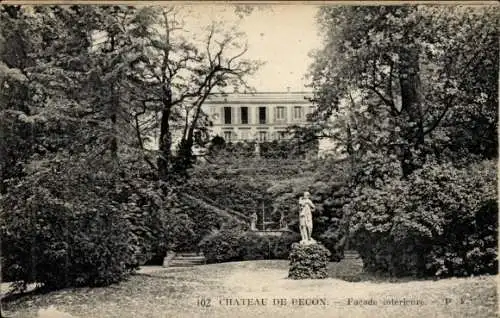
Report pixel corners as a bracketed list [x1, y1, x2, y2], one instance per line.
[146, 90, 338, 158]
[203, 91, 314, 143]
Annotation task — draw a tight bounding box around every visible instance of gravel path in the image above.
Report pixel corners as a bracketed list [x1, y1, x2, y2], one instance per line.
[1, 261, 497, 318]
[196, 261, 498, 318]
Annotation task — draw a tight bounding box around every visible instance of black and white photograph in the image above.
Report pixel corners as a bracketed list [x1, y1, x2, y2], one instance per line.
[0, 2, 498, 317]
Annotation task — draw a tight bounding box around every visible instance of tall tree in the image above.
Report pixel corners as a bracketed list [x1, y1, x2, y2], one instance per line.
[0, 5, 101, 192]
[0, 6, 183, 283]
[308, 5, 498, 179]
[0, 5, 159, 192]
[126, 7, 261, 182]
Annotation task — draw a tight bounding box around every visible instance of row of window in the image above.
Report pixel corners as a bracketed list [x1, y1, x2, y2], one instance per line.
[219, 106, 311, 125]
[223, 130, 289, 142]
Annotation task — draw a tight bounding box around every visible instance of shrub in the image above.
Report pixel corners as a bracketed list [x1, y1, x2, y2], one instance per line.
[288, 243, 331, 279]
[267, 163, 353, 263]
[117, 178, 174, 267]
[164, 212, 198, 253]
[319, 228, 346, 262]
[238, 232, 269, 260]
[198, 229, 243, 264]
[1, 159, 136, 291]
[177, 198, 227, 253]
[348, 159, 497, 277]
[270, 232, 302, 259]
[199, 229, 303, 263]
[240, 231, 302, 260]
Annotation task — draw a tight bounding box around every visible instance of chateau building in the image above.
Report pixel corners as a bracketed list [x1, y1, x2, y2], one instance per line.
[203, 91, 314, 143]
[146, 90, 337, 158]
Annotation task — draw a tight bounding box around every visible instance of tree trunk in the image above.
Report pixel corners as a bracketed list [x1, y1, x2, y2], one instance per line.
[398, 41, 424, 177]
[174, 95, 209, 177]
[110, 82, 118, 160]
[158, 86, 172, 181]
[108, 34, 119, 162]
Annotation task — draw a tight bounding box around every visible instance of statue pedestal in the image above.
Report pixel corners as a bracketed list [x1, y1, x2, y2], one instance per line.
[299, 238, 316, 245]
[288, 242, 330, 279]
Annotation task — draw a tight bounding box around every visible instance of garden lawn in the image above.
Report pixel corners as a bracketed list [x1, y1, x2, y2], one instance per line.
[2, 259, 497, 318]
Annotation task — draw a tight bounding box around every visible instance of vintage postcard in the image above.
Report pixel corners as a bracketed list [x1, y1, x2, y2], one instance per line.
[0, 1, 498, 317]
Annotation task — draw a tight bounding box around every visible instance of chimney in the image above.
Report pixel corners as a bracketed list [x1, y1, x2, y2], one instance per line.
[286, 86, 291, 93]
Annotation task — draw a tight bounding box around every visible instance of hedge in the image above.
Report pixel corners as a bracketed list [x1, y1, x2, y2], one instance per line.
[1, 159, 176, 292]
[198, 229, 302, 264]
[1, 164, 134, 291]
[348, 159, 497, 278]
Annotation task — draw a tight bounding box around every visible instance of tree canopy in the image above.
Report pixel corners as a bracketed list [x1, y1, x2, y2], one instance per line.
[308, 5, 498, 179]
[0, 4, 261, 291]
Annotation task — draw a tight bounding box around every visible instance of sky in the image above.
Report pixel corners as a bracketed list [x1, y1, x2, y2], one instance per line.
[181, 5, 322, 93]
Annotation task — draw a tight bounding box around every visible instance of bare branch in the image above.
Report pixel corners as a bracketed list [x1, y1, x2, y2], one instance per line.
[365, 84, 399, 116]
[161, 9, 171, 84]
[227, 42, 248, 68]
[364, 59, 399, 116]
[423, 95, 453, 136]
[206, 24, 216, 67]
[387, 60, 395, 109]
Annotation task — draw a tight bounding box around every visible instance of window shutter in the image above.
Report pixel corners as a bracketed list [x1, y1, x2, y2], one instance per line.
[284, 107, 288, 122]
[274, 106, 277, 121]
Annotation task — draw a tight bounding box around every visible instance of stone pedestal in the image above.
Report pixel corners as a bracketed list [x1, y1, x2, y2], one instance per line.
[288, 242, 330, 279]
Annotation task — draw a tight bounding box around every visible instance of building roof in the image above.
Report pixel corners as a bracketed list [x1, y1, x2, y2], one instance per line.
[204, 91, 314, 105]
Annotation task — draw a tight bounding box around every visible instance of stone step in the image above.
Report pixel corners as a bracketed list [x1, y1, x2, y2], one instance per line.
[344, 251, 361, 259]
[168, 262, 205, 267]
[169, 262, 205, 266]
[176, 253, 203, 257]
[174, 256, 206, 260]
[170, 258, 205, 264]
[168, 256, 206, 266]
[171, 257, 205, 263]
[163, 251, 206, 268]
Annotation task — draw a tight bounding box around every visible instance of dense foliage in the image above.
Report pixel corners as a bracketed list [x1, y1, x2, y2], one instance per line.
[1, 4, 497, 293]
[206, 135, 319, 160]
[288, 243, 331, 279]
[1, 158, 132, 290]
[185, 156, 315, 228]
[0, 4, 259, 292]
[304, 5, 498, 278]
[198, 229, 301, 264]
[309, 6, 498, 176]
[173, 195, 228, 253]
[347, 160, 497, 277]
[266, 157, 353, 261]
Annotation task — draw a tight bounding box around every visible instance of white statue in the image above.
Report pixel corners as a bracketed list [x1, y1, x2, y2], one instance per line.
[298, 191, 316, 244]
[250, 212, 258, 231]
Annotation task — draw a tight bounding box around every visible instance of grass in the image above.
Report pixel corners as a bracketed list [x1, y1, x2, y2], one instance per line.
[1, 258, 497, 318]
